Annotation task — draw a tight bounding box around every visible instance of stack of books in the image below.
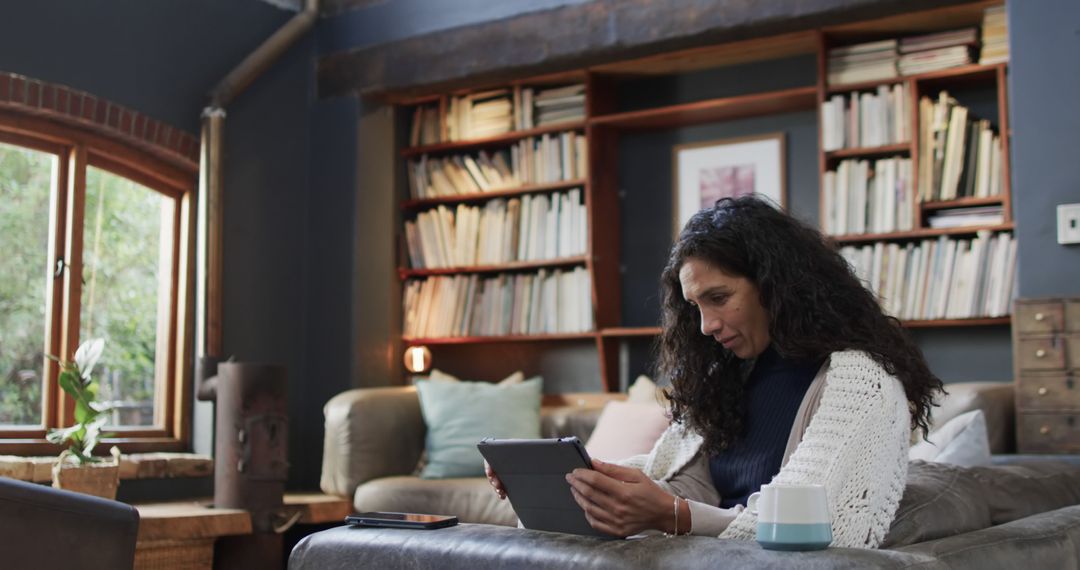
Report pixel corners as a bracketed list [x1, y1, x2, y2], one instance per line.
[823, 157, 914, 236]
[898, 28, 977, 76]
[406, 150, 516, 199]
[526, 84, 586, 128]
[839, 231, 1016, 320]
[917, 91, 1004, 202]
[926, 205, 1005, 229]
[980, 6, 1008, 64]
[447, 89, 514, 141]
[510, 132, 587, 185]
[821, 83, 910, 151]
[402, 267, 593, 338]
[827, 40, 898, 85]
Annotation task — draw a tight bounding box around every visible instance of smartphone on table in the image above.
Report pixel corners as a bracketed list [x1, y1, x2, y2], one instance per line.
[345, 511, 459, 530]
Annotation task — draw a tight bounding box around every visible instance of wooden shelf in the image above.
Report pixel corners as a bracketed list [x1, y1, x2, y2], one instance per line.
[588, 86, 817, 130]
[902, 316, 1010, 328]
[600, 327, 661, 337]
[830, 222, 1014, 244]
[399, 256, 588, 278]
[401, 122, 585, 158]
[825, 143, 910, 160]
[401, 179, 586, 210]
[404, 332, 596, 346]
[921, 196, 1006, 211]
[826, 63, 1003, 94]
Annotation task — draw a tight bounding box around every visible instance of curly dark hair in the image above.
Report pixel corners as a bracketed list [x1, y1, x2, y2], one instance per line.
[656, 196, 942, 456]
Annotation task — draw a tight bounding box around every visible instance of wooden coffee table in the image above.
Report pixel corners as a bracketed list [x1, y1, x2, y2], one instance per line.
[134, 493, 351, 569]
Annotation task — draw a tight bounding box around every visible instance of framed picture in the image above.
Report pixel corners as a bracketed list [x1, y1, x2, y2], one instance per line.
[672, 133, 786, 234]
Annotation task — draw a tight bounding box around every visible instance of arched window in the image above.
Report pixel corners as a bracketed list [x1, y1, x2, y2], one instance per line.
[0, 85, 196, 454]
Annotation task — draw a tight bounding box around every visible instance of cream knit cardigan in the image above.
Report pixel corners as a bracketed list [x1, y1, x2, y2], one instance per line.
[625, 350, 911, 549]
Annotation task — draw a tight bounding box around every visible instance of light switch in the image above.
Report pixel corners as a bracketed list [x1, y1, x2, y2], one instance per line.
[1059, 203, 1080, 245]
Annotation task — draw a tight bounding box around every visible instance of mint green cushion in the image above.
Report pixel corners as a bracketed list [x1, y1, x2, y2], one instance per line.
[416, 376, 542, 478]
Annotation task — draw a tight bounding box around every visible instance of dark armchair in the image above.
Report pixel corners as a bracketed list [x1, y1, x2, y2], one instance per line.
[0, 476, 139, 570]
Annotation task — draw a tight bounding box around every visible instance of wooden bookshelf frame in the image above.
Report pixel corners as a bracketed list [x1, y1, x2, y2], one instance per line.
[401, 179, 586, 210]
[393, 1, 1015, 393]
[398, 256, 587, 278]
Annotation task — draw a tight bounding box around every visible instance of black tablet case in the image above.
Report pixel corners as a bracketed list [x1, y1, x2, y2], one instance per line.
[476, 437, 613, 538]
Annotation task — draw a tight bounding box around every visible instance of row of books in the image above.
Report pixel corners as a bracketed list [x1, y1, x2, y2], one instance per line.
[821, 84, 910, 151]
[406, 132, 587, 199]
[407, 84, 587, 146]
[402, 267, 593, 338]
[827, 27, 977, 85]
[917, 92, 1004, 202]
[823, 157, 914, 236]
[404, 190, 587, 268]
[980, 5, 1008, 65]
[839, 231, 1016, 321]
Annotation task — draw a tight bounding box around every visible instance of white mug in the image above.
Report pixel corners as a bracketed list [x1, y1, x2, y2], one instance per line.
[747, 483, 832, 551]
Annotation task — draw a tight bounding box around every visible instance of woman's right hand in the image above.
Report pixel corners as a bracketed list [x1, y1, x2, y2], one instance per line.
[484, 460, 507, 500]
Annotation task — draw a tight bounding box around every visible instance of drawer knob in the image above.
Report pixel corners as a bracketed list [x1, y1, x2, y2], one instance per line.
[1038, 387, 1049, 396]
[1035, 312, 1045, 321]
[1040, 425, 1051, 435]
[1036, 349, 1047, 358]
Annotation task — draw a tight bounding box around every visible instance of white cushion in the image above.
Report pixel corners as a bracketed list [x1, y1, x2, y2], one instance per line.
[909, 409, 992, 467]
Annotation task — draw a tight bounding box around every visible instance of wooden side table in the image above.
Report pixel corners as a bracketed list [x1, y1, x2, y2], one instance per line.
[133, 493, 351, 570]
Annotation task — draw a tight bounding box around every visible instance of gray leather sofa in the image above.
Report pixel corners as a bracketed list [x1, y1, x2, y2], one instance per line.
[297, 382, 1080, 568]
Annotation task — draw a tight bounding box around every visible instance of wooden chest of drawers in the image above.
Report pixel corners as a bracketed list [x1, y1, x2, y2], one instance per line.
[1013, 298, 1080, 453]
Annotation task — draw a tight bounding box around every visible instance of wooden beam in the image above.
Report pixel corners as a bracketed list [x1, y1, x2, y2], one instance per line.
[318, 0, 977, 100]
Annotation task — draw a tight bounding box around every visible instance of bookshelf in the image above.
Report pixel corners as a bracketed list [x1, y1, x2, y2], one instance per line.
[389, 1, 1013, 392]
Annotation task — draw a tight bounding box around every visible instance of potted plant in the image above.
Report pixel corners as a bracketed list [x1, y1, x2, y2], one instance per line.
[46, 338, 121, 499]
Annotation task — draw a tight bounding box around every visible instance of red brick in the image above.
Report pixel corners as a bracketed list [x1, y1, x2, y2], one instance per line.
[119, 109, 133, 135]
[157, 124, 172, 147]
[80, 94, 96, 121]
[56, 87, 70, 115]
[94, 99, 107, 124]
[0, 74, 10, 102]
[26, 80, 41, 107]
[106, 104, 121, 130]
[181, 135, 199, 159]
[42, 85, 56, 110]
[145, 120, 159, 144]
[134, 114, 147, 139]
[10, 77, 25, 104]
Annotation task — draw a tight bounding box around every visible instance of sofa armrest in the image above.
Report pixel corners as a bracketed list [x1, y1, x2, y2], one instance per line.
[320, 386, 425, 498]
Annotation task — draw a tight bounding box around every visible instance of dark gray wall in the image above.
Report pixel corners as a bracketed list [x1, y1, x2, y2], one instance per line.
[1009, 0, 1080, 298]
[0, 0, 359, 491]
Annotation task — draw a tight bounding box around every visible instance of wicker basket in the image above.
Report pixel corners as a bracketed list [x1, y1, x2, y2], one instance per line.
[51, 450, 121, 500]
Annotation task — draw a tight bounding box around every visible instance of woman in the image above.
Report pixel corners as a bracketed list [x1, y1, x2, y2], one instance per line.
[487, 196, 942, 548]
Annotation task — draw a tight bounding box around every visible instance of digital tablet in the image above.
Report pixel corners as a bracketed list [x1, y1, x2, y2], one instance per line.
[476, 436, 614, 538]
[345, 511, 459, 530]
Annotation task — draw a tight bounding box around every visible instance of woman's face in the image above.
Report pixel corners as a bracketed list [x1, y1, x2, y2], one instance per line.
[678, 257, 771, 360]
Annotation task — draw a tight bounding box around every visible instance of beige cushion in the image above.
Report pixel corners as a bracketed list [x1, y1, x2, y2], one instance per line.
[353, 476, 518, 526]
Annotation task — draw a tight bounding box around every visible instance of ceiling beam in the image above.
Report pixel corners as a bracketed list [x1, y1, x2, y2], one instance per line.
[317, 0, 977, 99]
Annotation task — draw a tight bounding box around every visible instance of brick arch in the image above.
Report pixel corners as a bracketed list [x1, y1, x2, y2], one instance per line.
[0, 71, 199, 167]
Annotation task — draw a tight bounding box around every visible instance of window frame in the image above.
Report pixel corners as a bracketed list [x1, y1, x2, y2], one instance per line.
[0, 108, 196, 454]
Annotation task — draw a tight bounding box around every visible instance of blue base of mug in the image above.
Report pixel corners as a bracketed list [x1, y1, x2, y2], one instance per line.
[757, 522, 832, 551]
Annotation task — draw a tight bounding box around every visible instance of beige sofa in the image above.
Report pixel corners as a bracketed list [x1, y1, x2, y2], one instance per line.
[319, 381, 1016, 523]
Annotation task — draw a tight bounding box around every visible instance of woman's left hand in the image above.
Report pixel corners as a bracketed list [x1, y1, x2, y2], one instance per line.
[565, 458, 674, 537]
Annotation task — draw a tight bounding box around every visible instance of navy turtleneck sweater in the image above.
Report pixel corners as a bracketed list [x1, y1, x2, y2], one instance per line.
[709, 345, 821, 508]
